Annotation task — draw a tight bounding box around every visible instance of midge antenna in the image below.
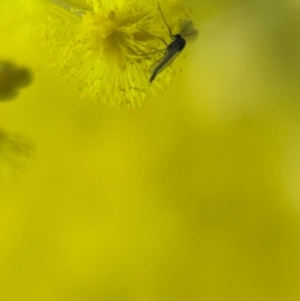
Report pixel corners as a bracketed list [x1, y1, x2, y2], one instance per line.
[157, 3, 195, 38]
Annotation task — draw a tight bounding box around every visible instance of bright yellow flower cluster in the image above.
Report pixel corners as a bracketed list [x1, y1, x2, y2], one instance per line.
[45, 0, 194, 108]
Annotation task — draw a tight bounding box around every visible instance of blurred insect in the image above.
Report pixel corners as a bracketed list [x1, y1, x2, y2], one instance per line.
[147, 3, 198, 83]
[0, 60, 33, 101]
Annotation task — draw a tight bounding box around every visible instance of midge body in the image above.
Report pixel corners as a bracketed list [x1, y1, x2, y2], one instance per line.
[150, 33, 186, 82]
[148, 3, 197, 83]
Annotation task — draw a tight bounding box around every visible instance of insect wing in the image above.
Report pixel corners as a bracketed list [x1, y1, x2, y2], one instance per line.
[149, 46, 181, 81]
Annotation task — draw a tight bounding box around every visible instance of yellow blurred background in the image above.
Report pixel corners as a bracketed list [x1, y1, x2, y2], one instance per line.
[1, 0, 300, 300]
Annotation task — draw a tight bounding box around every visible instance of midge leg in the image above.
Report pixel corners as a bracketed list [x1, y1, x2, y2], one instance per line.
[136, 26, 168, 47]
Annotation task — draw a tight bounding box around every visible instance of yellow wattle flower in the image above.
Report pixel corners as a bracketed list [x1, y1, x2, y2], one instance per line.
[45, 0, 194, 108]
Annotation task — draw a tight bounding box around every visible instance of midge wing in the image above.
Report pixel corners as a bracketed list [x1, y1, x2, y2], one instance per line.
[149, 46, 182, 82]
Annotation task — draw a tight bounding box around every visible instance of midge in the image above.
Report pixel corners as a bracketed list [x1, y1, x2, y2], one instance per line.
[148, 2, 198, 83]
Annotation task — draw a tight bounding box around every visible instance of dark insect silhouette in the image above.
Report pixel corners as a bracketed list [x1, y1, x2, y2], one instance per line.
[148, 3, 198, 83]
